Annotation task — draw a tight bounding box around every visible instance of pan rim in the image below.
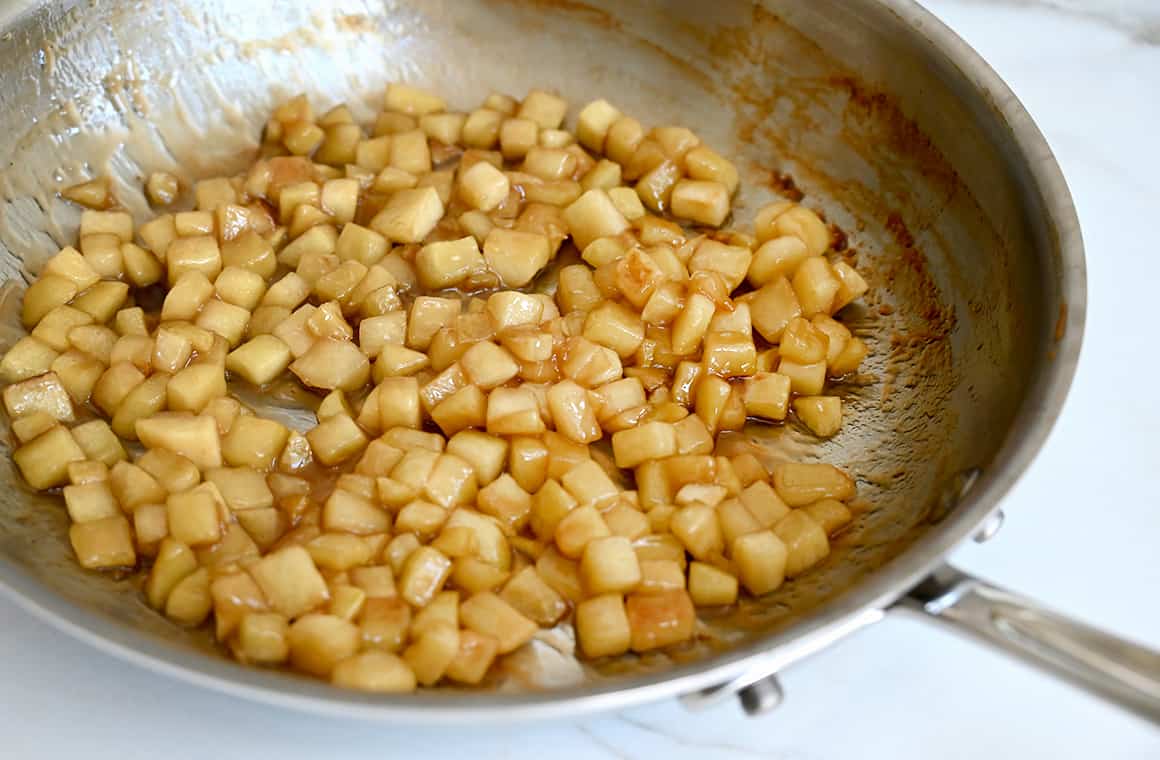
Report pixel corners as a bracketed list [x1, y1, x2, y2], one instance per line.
[0, 0, 1086, 722]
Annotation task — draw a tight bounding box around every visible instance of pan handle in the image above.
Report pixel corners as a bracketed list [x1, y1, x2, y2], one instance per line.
[898, 563, 1160, 724]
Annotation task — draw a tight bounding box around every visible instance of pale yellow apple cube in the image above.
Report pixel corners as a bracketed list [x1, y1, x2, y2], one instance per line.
[14, 425, 86, 489]
[576, 99, 622, 153]
[416, 236, 484, 289]
[136, 412, 222, 471]
[743, 372, 791, 421]
[399, 545, 452, 608]
[332, 651, 416, 692]
[403, 622, 459, 687]
[166, 485, 223, 547]
[460, 340, 519, 389]
[290, 338, 370, 392]
[575, 594, 630, 658]
[500, 567, 567, 626]
[458, 161, 510, 212]
[611, 421, 677, 469]
[562, 189, 629, 251]
[21, 275, 77, 328]
[446, 430, 508, 486]
[226, 335, 293, 385]
[482, 228, 550, 288]
[793, 396, 842, 437]
[63, 481, 119, 524]
[731, 530, 787, 595]
[460, 591, 538, 654]
[670, 180, 730, 227]
[221, 415, 288, 470]
[137, 448, 201, 494]
[749, 276, 802, 343]
[424, 453, 478, 509]
[774, 510, 831, 577]
[69, 515, 136, 569]
[385, 83, 446, 116]
[580, 535, 641, 595]
[625, 589, 695, 651]
[370, 187, 444, 243]
[236, 613, 290, 665]
[803, 498, 854, 535]
[307, 413, 369, 466]
[249, 545, 330, 618]
[288, 613, 360, 677]
[165, 567, 212, 625]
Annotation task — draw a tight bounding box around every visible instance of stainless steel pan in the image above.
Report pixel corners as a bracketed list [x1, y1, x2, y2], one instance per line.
[0, 0, 1155, 723]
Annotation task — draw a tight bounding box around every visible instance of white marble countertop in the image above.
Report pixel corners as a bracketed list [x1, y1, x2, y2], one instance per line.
[2, 1, 1159, 757]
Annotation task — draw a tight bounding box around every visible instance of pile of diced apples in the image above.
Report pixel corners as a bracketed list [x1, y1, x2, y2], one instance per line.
[0, 84, 869, 692]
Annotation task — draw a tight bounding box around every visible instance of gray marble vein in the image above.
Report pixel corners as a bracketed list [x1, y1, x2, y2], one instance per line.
[947, 0, 1160, 43]
[608, 714, 819, 760]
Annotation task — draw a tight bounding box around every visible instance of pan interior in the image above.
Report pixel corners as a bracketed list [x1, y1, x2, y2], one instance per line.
[0, 0, 1055, 691]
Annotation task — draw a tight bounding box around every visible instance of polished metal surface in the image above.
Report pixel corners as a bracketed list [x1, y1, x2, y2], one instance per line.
[737, 675, 785, 716]
[901, 565, 1160, 723]
[972, 509, 1005, 544]
[0, 0, 1103, 721]
[678, 606, 885, 713]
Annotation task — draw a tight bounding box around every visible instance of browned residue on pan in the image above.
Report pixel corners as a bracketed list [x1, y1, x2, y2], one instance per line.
[696, 8, 959, 344]
[829, 222, 848, 252]
[504, 0, 618, 28]
[827, 75, 962, 196]
[1055, 301, 1068, 341]
[885, 211, 916, 248]
[495, 0, 720, 93]
[765, 169, 805, 202]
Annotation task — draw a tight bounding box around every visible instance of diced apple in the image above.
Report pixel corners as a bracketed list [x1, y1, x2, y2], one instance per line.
[482, 228, 550, 288]
[69, 515, 136, 570]
[774, 510, 831, 577]
[14, 425, 85, 489]
[575, 594, 630, 658]
[731, 530, 787, 595]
